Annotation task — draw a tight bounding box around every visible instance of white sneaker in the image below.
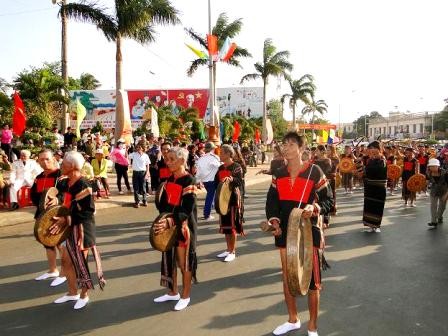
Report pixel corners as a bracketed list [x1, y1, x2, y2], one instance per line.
[308, 330, 319, 336]
[174, 297, 190, 311]
[205, 215, 215, 221]
[118, 191, 124, 195]
[74, 296, 89, 310]
[410, 203, 416, 207]
[273, 321, 301, 335]
[35, 271, 59, 281]
[50, 276, 67, 287]
[373, 227, 381, 233]
[54, 294, 80, 304]
[154, 293, 180, 303]
[349, 191, 354, 194]
[224, 253, 236, 262]
[217, 251, 230, 258]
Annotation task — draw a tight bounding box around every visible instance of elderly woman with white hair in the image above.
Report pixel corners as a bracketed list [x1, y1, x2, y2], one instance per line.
[9, 149, 42, 210]
[49, 151, 106, 310]
[152, 147, 198, 311]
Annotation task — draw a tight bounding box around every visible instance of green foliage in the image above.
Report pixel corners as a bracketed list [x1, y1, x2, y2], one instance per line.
[26, 113, 52, 129]
[352, 111, 383, 137]
[0, 92, 13, 126]
[267, 99, 288, 140]
[91, 121, 104, 134]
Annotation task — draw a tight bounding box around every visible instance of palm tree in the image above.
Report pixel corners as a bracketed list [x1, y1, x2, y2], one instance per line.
[62, 0, 180, 139]
[240, 38, 292, 141]
[79, 73, 101, 90]
[282, 74, 315, 130]
[302, 99, 328, 140]
[185, 13, 251, 81]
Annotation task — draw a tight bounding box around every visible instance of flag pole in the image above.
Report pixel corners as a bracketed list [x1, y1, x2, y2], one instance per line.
[207, 0, 219, 144]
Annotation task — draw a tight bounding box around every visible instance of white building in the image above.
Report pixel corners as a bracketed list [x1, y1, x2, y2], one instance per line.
[368, 111, 435, 139]
[337, 122, 355, 135]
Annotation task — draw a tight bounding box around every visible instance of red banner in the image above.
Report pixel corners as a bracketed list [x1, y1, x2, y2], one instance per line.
[13, 92, 26, 136]
[298, 124, 336, 130]
[127, 89, 209, 119]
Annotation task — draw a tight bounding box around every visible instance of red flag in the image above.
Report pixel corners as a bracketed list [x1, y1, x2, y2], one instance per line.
[255, 128, 261, 144]
[13, 92, 26, 137]
[232, 120, 240, 142]
[222, 43, 237, 62]
[207, 34, 218, 59]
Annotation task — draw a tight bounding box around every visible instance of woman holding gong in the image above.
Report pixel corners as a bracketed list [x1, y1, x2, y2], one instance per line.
[266, 132, 333, 336]
[152, 147, 198, 311]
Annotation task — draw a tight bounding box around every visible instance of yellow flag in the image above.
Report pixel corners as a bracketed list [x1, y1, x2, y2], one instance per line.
[185, 44, 208, 59]
[322, 129, 329, 143]
[76, 99, 86, 138]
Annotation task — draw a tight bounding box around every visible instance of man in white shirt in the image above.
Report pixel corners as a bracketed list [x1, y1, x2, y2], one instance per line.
[53, 128, 64, 149]
[128, 143, 151, 208]
[9, 149, 42, 210]
[196, 142, 221, 220]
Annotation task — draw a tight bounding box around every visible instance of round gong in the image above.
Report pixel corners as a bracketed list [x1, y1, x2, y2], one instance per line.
[34, 205, 71, 247]
[149, 212, 177, 252]
[339, 157, 355, 173]
[387, 164, 402, 180]
[215, 181, 232, 216]
[407, 173, 427, 192]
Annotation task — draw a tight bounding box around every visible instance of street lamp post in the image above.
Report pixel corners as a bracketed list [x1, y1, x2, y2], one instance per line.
[207, 0, 219, 144]
[53, 0, 69, 131]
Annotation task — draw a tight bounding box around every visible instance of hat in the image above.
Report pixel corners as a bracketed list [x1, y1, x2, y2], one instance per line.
[95, 149, 104, 155]
[55, 150, 63, 157]
[204, 142, 216, 152]
[117, 138, 125, 144]
[367, 141, 380, 150]
[428, 158, 440, 167]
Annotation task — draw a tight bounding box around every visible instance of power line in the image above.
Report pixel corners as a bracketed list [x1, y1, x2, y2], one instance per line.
[0, 7, 54, 17]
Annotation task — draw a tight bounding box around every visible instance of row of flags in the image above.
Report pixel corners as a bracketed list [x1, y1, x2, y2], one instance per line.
[315, 129, 340, 144]
[186, 35, 237, 62]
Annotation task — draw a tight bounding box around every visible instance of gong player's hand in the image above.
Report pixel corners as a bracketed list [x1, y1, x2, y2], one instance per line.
[49, 216, 67, 235]
[270, 219, 282, 237]
[302, 204, 314, 219]
[154, 219, 169, 235]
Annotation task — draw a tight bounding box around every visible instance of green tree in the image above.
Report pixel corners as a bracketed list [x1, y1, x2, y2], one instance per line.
[62, 0, 180, 139]
[80, 72, 101, 89]
[302, 99, 328, 139]
[185, 13, 251, 79]
[12, 63, 68, 127]
[282, 74, 315, 130]
[240, 38, 292, 142]
[352, 111, 382, 137]
[0, 92, 13, 126]
[266, 99, 288, 141]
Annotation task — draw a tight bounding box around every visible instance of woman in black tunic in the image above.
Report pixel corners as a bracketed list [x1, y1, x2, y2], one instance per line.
[401, 147, 419, 207]
[215, 144, 244, 262]
[153, 147, 198, 311]
[362, 141, 387, 232]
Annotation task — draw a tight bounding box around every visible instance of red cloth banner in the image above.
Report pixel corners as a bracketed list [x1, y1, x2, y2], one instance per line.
[207, 34, 218, 57]
[254, 128, 260, 144]
[298, 124, 336, 130]
[232, 120, 240, 142]
[127, 89, 209, 118]
[222, 43, 237, 62]
[13, 92, 26, 136]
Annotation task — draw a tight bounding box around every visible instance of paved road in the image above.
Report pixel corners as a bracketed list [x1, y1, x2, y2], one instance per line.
[1, 182, 447, 336]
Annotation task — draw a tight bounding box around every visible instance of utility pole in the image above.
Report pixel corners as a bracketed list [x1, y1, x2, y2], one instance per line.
[207, 0, 219, 144]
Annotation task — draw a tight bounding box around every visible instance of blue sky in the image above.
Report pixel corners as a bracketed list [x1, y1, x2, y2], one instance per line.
[1, 0, 447, 123]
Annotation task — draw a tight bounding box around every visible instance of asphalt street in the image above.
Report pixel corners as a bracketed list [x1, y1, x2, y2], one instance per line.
[0, 181, 447, 336]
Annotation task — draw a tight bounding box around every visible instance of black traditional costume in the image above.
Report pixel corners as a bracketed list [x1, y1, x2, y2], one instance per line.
[155, 173, 198, 290]
[362, 158, 387, 228]
[402, 157, 418, 203]
[64, 178, 105, 290]
[340, 153, 355, 190]
[266, 163, 333, 290]
[215, 162, 244, 235]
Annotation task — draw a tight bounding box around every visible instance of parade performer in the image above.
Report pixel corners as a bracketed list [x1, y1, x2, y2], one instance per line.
[157, 142, 172, 186]
[50, 151, 106, 310]
[402, 147, 419, 207]
[31, 149, 66, 286]
[257, 144, 286, 175]
[416, 144, 429, 195]
[340, 145, 355, 194]
[426, 158, 448, 228]
[384, 146, 397, 195]
[153, 147, 198, 311]
[314, 145, 333, 227]
[215, 144, 244, 262]
[266, 132, 333, 336]
[362, 141, 387, 232]
[327, 145, 339, 215]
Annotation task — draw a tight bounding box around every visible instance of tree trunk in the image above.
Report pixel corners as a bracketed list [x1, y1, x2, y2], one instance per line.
[262, 78, 267, 141]
[115, 34, 123, 140]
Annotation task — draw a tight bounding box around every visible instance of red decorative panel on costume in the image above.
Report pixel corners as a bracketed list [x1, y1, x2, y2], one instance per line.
[276, 176, 315, 203]
[63, 193, 72, 208]
[403, 161, 414, 171]
[159, 167, 171, 179]
[218, 170, 231, 182]
[418, 156, 428, 165]
[166, 182, 182, 206]
[36, 177, 56, 193]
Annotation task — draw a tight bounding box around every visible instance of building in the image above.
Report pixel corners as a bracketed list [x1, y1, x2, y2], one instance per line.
[368, 111, 435, 139]
[337, 122, 355, 135]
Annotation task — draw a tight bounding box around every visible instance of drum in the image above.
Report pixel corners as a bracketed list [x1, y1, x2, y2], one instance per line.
[387, 164, 402, 180]
[34, 205, 71, 247]
[339, 157, 355, 173]
[149, 212, 177, 252]
[215, 181, 232, 216]
[407, 173, 427, 192]
[286, 208, 313, 296]
[155, 182, 166, 209]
